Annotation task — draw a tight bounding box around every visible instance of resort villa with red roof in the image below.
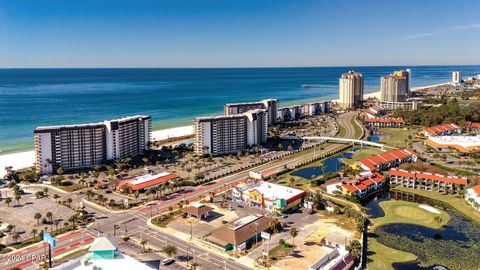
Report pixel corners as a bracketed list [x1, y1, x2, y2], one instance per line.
[364, 117, 405, 128]
[389, 168, 468, 194]
[423, 123, 462, 137]
[465, 121, 480, 133]
[341, 172, 385, 199]
[358, 148, 417, 171]
[116, 172, 178, 192]
[465, 185, 480, 211]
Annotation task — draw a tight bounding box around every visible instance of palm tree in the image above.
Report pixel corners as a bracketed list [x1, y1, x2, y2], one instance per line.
[46, 212, 53, 223]
[140, 240, 147, 252]
[43, 187, 49, 197]
[162, 245, 177, 258]
[67, 198, 73, 207]
[31, 228, 38, 240]
[289, 227, 298, 246]
[11, 232, 20, 243]
[5, 197, 12, 207]
[53, 194, 60, 202]
[14, 194, 21, 206]
[34, 213, 42, 226]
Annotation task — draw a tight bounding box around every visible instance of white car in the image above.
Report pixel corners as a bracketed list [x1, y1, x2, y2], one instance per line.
[161, 258, 174, 265]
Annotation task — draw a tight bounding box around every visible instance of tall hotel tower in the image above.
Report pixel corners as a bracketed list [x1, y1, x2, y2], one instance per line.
[338, 71, 364, 109]
[380, 74, 408, 102]
[34, 115, 151, 174]
[224, 99, 278, 126]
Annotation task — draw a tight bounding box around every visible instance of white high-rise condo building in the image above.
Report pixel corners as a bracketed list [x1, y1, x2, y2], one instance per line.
[194, 109, 268, 156]
[380, 75, 407, 102]
[224, 99, 278, 126]
[394, 69, 410, 92]
[34, 115, 151, 174]
[339, 71, 364, 109]
[452, 71, 462, 85]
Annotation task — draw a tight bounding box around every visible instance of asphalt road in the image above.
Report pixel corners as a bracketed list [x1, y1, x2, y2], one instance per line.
[6, 111, 360, 270]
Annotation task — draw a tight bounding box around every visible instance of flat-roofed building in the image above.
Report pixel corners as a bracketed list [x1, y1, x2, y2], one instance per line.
[231, 180, 306, 214]
[394, 69, 410, 92]
[379, 100, 421, 111]
[194, 115, 248, 156]
[339, 71, 364, 109]
[244, 109, 268, 146]
[380, 75, 407, 102]
[425, 135, 480, 153]
[34, 115, 151, 174]
[465, 185, 480, 211]
[224, 99, 278, 126]
[452, 71, 462, 85]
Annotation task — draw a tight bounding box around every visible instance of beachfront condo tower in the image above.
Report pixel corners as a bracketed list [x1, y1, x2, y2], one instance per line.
[34, 115, 151, 174]
[380, 75, 408, 102]
[338, 71, 364, 109]
[452, 71, 462, 85]
[194, 109, 268, 156]
[394, 69, 410, 92]
[224, 99, 278, 126]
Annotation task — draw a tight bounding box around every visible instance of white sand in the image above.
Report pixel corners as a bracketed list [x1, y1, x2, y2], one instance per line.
[0, 125, 195, 177]
[331, 91, 380, 103]
[419, 204, 441, 214]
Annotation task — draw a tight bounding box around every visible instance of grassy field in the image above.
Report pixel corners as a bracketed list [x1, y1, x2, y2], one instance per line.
[378, 127, 421, 148]
[352, 117, 364, 139]
[368, 200, 450, 270]
[371, 200, 450, 230]
[393, 187, 480, 225]
[431, 162, 478, 176]
[368, 238, 417, 270]
[342, 147, 384, 165]
[54, 183, 85, 192]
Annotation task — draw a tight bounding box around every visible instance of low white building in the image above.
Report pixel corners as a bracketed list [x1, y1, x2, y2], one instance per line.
[465, 185, 480, 211]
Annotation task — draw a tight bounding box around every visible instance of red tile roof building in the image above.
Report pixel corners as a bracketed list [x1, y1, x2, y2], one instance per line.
[116, 172, 178, 191]
[465, 122, 480, 131]
[389, 168, 467, 193]
[359, 148, 417, 171]
[341, 172, 385, 199]
[365, 105, 385, 118]
[423, 123, 461, 137]
[364, 117, 405, 128]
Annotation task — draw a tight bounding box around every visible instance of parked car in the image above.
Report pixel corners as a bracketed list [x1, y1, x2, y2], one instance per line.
[161, 258, 174, 265]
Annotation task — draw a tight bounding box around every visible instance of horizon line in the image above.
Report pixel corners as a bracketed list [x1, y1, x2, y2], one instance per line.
[0, 63, 479, 69]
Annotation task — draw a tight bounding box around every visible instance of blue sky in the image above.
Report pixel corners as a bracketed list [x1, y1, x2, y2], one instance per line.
[0, 0, 479, 67]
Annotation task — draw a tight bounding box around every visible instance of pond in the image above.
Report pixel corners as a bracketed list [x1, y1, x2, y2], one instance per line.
[370, 133, 381, 142]
[364, 191, 480, 270]
[290, 148, 360, 180]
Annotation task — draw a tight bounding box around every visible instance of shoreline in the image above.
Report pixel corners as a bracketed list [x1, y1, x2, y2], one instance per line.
[0, 90, 388, 177]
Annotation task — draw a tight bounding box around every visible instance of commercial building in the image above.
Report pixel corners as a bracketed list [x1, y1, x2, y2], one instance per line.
[231, 180, 306, 214]
[224, 99, 278, 126]
[364, 117, 405, 128]
[204, 214, 271, 251]
[183, 202, 214, 220]
[380, 75, 408, 102]
[425, 135, 480, 153]
[359, 148, 417, 171]
[309, 232, 355, 270]
[452, 71, 462, 85]
[378, 101, 421, 111]
[194, 109, 268, 156]
[34, 115, 151, 174]
[339, 71, 364, 109]
[341, 172, 385, 199]
[423, 123, 462, 137]
[465, 185, 480, 211]
[116, 172, 178, 192]
[364, 105, 385, 118]
[389, 168, 468, 193]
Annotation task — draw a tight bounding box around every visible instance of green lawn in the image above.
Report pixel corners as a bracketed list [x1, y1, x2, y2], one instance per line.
[54, 183, 85, 192]
[342, 147, 384, 165]
[368, 238, 417, 270]
[393, 187, 480, 225]
[378, 127, 421, 148]
[368, 200, 450, 270]
[431, 162, 478, 176]
[351, 116, 363, 139]
[371, 200, 450, 230]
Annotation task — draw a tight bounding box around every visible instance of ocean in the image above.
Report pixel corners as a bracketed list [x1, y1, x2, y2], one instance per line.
[1, 66, 479, 155]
